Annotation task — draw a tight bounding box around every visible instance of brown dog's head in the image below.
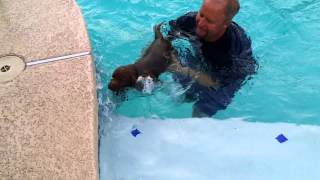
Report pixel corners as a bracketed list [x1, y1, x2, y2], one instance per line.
[108, 65, 138, 92]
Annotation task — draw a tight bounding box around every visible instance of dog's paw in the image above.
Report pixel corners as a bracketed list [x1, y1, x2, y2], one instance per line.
[136, 76, 155, 94]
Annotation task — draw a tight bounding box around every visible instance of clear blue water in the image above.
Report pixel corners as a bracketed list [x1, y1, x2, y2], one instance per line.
[77, 0, 320, 124]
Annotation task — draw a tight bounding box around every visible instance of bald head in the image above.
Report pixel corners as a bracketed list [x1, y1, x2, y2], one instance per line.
[225, 0, 240, 22]
[196, 0, 240, 41]
[204, 0, 240, 22]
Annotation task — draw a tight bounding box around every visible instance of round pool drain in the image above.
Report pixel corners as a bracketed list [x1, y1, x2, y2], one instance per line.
[1, 65, 11, 72]
[0, 55, 26, 83]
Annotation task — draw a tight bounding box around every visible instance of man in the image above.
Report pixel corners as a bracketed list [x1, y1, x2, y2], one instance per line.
[165, 0, 257, 117]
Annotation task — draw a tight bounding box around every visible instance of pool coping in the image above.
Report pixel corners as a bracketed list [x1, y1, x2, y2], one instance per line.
[0, 0, 99, 179]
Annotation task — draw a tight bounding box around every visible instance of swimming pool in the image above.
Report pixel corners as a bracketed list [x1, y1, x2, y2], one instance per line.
[77, 0, 320, 179]
[78, 0, 320, 123]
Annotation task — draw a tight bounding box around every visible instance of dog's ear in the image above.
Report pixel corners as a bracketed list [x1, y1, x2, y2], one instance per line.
[123, 65, 138, 86]
[109, 65, 138, 93]
[109, 66, 132, 92]
[113, 67, 127, 78]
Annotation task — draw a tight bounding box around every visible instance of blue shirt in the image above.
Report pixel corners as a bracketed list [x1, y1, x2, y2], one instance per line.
[168, 12, 257, 87]
[165, 12, 258, 116]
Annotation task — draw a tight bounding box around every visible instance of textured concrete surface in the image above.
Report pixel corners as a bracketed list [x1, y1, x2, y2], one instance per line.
[0, 0, 98, 179]
[0, 0, 90, 62]
[0, 57, 98, 179]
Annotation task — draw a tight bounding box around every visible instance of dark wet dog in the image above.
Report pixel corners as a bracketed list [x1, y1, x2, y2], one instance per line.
[108, 25, 173, 93]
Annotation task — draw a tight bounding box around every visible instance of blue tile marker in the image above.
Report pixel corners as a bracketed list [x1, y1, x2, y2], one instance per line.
[131, 129, 141, 137]
[276, 134, 288, 143]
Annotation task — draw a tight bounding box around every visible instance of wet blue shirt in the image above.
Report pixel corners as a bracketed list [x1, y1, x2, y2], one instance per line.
[167, 12, 258, 116]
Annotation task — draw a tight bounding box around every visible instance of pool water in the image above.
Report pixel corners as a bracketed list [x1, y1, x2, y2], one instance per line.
[77, 0, 320, 179]
[78, 0, 320, 124]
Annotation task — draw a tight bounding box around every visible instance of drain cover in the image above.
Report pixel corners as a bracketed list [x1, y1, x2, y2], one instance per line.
[0, 55, 25, 83]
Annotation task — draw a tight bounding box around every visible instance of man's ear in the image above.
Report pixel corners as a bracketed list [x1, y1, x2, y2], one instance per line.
[224, 19, 232, 29]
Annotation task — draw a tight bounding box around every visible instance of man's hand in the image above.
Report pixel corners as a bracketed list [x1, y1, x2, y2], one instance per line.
[167, 51, 185, 74]
[167, 51, 220, 89]
[191, 70, 220, 89]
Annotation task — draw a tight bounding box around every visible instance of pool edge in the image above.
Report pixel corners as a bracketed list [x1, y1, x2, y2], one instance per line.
[0, 0, 99, 179]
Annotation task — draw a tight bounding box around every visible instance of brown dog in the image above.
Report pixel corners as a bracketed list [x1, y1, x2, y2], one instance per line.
[108, 25, 173, 93]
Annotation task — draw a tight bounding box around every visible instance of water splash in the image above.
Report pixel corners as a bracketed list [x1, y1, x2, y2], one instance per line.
[136, 75, 156, 94]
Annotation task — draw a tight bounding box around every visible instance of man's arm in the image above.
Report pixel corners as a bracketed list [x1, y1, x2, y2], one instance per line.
[167, 52, 220, 88]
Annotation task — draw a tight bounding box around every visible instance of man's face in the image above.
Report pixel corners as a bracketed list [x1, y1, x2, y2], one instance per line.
[196, 0, 230, 42]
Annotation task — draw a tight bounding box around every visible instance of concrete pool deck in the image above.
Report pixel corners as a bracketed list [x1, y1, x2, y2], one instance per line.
[0, 0, 98, 179]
